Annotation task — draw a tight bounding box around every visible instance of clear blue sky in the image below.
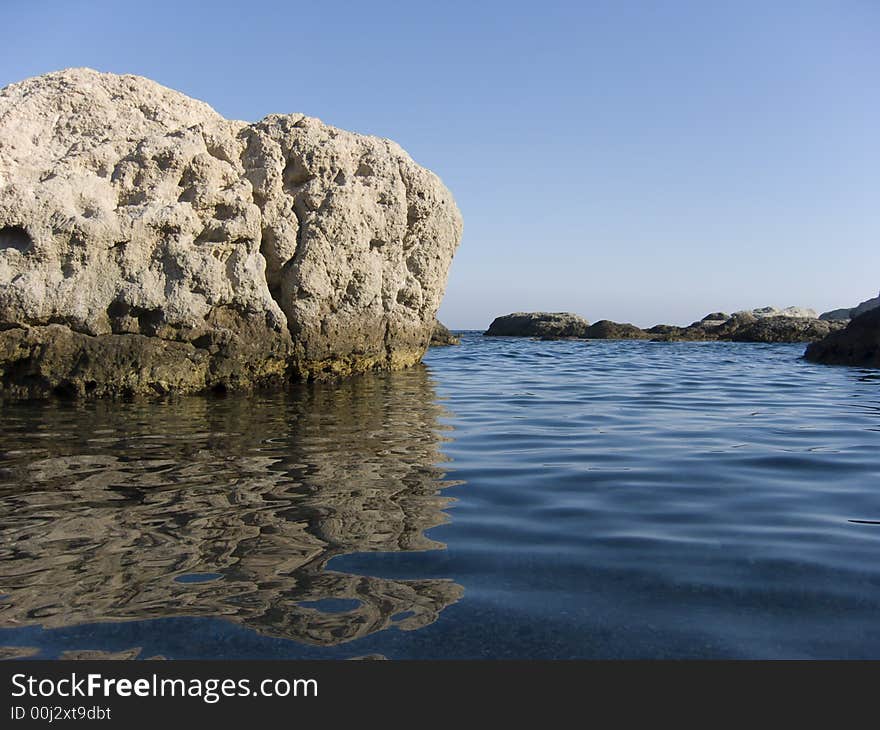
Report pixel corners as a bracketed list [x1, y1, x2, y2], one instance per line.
[2, 1, 878, 328]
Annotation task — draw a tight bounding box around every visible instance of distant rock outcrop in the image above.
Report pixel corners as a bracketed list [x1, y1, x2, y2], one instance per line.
[584, 320, 648, 339]
[819, 308, 853, 322]
[804, 308, 880, 367]
[728, 316, 841, 343]
[819, 292, 880, 322]
[485, 309, 843, 344]
[852, 292, 880, 318]
[0, 69, 462, 399]
[651, 313, 843, 343]
[742, 306, 819, 320]
[484, 312, 590, 338]
[700, 312, 730, 326]
[429, 319, 460, 346]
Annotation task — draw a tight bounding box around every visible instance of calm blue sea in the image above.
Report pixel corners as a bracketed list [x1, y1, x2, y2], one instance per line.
[1, 332, 879, 659]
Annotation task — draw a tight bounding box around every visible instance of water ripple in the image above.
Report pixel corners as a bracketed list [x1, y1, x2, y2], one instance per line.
[0, 334, 879, 658]
[421, 334, 880, 658]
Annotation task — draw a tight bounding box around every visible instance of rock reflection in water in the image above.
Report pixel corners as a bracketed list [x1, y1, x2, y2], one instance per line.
[0, 366, 462, 652]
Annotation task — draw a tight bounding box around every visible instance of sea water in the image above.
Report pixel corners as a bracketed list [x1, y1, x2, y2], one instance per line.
[1, 333, 879, 658]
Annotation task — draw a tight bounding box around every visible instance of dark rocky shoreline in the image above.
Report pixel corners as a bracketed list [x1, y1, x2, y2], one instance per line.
[484, 306, 880, 369]
[485, 310, 847, 344]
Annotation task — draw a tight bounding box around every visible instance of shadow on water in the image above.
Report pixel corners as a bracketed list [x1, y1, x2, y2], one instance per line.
[0, 366, 463, 658]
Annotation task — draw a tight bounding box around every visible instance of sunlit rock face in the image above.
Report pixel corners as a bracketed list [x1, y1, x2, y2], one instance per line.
[743, 306, 818, 319]
[0, 367, 464, 653]
[0, 69, 462, 399]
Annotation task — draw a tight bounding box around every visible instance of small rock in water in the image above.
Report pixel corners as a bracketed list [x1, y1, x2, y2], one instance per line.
[484, 312, 590, 338]
[584, 320, 648, 339]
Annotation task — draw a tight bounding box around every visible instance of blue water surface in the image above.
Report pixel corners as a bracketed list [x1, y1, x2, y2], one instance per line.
[1, 333, 879, 659]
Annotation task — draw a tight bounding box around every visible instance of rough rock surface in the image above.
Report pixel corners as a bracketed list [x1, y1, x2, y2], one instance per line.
[727, 316, 842, 343]
[429, 319, 459, 346]
[484, 312, 590, 338]
[584, 320, 648, 339]
[805, 308, 880, 367]
[648, 313, 844, 343]
[744, 306, 819, 319]
[0, 69, 462, 399]
[699, 312, 730, 327]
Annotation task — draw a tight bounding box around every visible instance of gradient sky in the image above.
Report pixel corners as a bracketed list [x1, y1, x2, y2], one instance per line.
[2, 0, 877, 328]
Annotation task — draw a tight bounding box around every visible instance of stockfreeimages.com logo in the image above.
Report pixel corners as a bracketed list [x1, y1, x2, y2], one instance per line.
[11, 673, 317, 704]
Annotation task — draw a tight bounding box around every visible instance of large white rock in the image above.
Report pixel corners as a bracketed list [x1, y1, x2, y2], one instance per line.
[0, 69, 462, 397]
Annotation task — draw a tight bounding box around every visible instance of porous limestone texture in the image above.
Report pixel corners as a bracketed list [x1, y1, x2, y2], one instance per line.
[0, 69, 462, 399]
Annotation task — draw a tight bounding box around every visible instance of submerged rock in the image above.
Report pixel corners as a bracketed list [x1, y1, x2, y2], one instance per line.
[484, 312, 590, 338]
[804, 308, 880, 367]
[429, 319, 460, 346]
[0, 69, 462, 399]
